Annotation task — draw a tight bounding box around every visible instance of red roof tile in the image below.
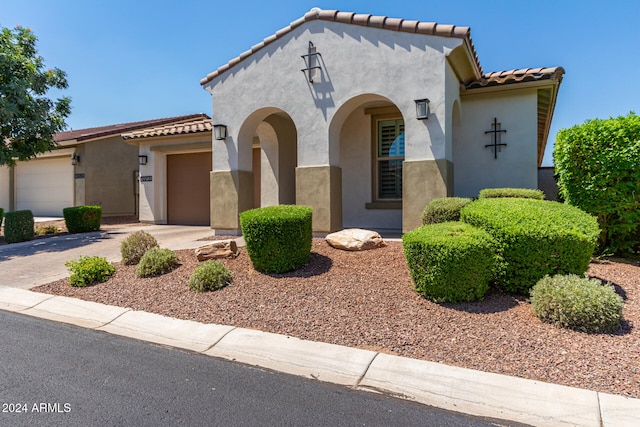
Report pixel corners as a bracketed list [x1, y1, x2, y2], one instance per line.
[200, 8, 480, 85]
[122, 117, 212, 140]
[54, 113, 210, 143]
[466, 67, 565, 90]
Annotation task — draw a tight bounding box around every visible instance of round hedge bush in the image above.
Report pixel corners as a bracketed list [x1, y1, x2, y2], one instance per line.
[240, 205, 312, 274]
[421, 197, 473, 225]
[136, 248, 179, 278]
[402, 221, 500, 303]
[3, 210, 34, 244]
[121, 230, 159, 265]
[63, 205, 102, 233]
[460, 198, 599, 294]
[530, 274, 623, 333]
[188, 260, 232, 292]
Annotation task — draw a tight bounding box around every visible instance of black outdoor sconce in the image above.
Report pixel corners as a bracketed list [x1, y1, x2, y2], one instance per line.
[415, 98, 430, 120]
[213, 124, 228, 140]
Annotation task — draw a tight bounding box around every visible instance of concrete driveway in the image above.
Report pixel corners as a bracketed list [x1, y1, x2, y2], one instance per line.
[0, 225, 215, 289]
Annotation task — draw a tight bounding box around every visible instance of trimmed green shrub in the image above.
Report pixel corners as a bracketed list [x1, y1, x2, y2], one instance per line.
[554, 113, 640, 254]
[530, 274, 623, 333]
[135, 247, 179, 278]
[240, 205, 312, 273]
[188, 260, 232, 292]
[65, 256, 115, 287]
[479, 188, 545, 200]
[0, 207, 4, 229]
[4, 210, 34, 243]
[63, 205, 102, 233]
[421, 197, 473, 225]
[121, 230, 159, 265]
[402, 222, 500, 303]
[35, 224, 59, 235]
[460, 198, 599, 294]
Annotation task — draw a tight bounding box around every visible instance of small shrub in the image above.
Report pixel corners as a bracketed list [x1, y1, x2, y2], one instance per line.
[121, 230, 159, 265]
[63, 205, 102, 234]
[421, 197, 473, 225]
[479, 188, 545, 200]
[65, 256, 115, 287]
[35, 225, 59, 235]
[530, 274, 623, 333]
[240, 205, 312, 273]
[461, 198, 600, 294]
[188, 260, 232, 292]
[402, 222, 500, 303]
[4, 210, 34, 244]
[136, 248, 179, 278]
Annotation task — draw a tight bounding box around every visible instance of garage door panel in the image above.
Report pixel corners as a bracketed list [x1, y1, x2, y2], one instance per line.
[16, 157, 73, 216]
[167, 152, 211, 225]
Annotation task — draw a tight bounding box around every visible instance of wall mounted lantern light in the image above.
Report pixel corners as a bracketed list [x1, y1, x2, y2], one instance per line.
[415, 99, 430, 120]
[213, 124, 228, 140]
[138, 155, 148, 166]
[71, 154, 80, 166]
[301, 41, 322, 83]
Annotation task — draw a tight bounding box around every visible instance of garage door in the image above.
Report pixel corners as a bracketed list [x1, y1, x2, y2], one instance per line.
[16, 157, 74, 217]
[167, 152, 211, 225]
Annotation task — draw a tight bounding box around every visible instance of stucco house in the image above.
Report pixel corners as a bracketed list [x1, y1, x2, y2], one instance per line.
[0, 114, 207, 218]
[198, 8, 563, 235]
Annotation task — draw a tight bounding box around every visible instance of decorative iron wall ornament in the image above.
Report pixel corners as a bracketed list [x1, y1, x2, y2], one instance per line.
[301, 41, 322, 83]
[484, 118, 507, 159]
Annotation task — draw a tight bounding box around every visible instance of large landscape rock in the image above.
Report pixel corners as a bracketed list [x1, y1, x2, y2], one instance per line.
[325, 228, 386, 251]
[195, 239, 238, 261]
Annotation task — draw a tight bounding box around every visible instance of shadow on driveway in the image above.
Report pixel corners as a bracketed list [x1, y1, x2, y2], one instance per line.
[0, 231, 115, 262]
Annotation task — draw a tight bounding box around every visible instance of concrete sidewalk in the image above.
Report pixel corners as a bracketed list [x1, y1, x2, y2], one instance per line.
[0, 226, 639, 426]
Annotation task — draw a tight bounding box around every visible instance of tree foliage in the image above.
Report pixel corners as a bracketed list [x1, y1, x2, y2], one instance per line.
[0, 25, 71, 166]
[554, 113, 640, 254]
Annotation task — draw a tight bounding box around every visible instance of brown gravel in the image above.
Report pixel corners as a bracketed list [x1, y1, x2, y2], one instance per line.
[32, 238, 640, 398]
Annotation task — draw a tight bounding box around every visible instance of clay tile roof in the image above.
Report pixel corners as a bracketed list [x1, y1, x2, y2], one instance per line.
[200, 8, 480, 85]
[466, 67, 565, 89]
[121, 116, 212, 140]
[54, 113, 210, 143]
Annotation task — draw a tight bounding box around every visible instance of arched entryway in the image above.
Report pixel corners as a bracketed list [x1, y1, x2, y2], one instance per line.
[328, 94, 404, 234]
[238, 108, 297, 209]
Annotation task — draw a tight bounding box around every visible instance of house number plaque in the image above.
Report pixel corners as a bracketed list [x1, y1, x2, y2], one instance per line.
[140, 176, 152, 182]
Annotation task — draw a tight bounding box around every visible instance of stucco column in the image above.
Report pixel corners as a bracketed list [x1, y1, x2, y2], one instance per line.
[210, 170, 253, 232]
[402, 159, 453, 233]
[295, 165, 342, 233]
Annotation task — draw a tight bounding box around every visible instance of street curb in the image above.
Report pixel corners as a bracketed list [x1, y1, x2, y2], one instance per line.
[1, 287, 638, 426]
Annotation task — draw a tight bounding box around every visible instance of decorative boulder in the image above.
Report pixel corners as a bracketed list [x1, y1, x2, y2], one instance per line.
[326, 228, 386, 251]
[195, 239, 238, 261]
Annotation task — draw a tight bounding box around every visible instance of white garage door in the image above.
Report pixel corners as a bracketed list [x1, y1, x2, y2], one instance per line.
[16, 157, 74, 216]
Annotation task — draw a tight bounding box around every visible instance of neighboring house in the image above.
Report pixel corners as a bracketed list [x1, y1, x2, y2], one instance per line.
[122, 115, 212, 225]
[200, 8, 564, 234]
[0, 114, 207, 217]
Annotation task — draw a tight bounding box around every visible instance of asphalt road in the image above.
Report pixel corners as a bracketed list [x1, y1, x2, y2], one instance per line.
[0, 311, 506, 427]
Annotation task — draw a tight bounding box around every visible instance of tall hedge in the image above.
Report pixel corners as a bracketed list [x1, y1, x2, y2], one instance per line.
[63, 205, 102, 233]
[4, 210, 34, 244]
[460, 198, 599, 294]
[240, 205, 312, 273]
[554, 113, 640, 253]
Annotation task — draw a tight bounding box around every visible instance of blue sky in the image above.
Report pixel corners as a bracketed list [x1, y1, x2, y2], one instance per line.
[3, 0, 638, 165]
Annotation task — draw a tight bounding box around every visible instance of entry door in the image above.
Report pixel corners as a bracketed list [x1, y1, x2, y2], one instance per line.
[166, 152, 211, 225]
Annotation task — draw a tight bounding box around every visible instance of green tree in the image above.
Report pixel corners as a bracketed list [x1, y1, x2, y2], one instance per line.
[0, 25, 71, 166]
[554, 112, 640, 254]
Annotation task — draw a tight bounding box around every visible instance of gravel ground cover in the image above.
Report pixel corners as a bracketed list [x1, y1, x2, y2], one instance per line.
[32, 236, 640, 399]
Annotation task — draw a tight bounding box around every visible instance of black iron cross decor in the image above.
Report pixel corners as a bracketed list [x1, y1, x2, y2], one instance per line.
[484, 118, 507, 159]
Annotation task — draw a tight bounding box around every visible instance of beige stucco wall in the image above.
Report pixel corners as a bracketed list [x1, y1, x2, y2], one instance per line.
[135, 133, 212, 224]
[0, 166, 10, 214]
[204, 20, 463, 233]
[81, 135, 139, 216]
[455, 89, 538, 198]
